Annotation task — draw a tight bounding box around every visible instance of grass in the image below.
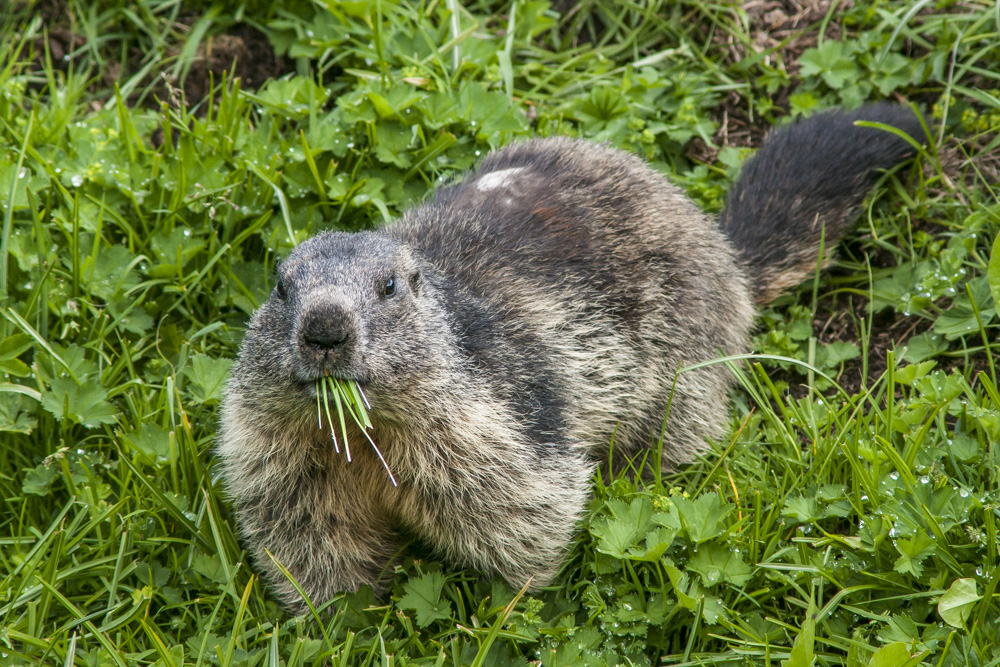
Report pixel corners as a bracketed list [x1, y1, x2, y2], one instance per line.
[1, 0, 999, 665]
[316, 376, 396, 486]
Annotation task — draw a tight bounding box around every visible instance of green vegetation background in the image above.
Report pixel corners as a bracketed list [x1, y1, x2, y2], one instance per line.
[1, 0, 999, 665]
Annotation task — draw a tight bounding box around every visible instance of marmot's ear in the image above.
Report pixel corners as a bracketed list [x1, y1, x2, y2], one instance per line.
[408, 269, 422, 295]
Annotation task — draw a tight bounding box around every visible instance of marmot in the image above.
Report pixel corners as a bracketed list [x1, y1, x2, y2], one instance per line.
[218, 104, 924, 610]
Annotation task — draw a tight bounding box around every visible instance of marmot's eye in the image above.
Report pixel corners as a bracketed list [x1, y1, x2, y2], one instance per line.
[381, 275, 396, 298]
[275, 279, 287, 299]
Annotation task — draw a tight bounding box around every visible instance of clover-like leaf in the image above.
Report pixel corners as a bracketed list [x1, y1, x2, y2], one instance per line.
[186, 355, 233, 405]
[398, 572, 452, 628]
[799, 41, 859, 89]
[22, 463, 58, 496]
[687, 544, 752, 588]
[191, 553, 229, 585]
[626, 526, 677, 562]
[818, 340, 860, 368]
[80, 244, 142, 300]
[0, 392, 38, 434]
[122, 423, 172, 466]
[674, 494, 732, 544]
[42, 378, 118, 428]
[591, 497, 653, 559]
[893, 532, 935, 578]
[782, 497, 824, 523]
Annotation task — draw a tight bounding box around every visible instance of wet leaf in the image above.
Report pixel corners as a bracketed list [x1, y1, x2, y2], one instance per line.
[937, 578, 979, 628]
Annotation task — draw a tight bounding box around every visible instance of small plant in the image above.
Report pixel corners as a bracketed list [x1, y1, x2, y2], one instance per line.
[315, 376, 397, 486]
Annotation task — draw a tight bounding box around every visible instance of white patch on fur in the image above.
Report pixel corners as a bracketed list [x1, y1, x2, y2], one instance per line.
[476, 167, 526, 192]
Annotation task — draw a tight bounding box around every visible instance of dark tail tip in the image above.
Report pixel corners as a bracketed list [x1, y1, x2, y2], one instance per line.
[721, 103, 926, 304]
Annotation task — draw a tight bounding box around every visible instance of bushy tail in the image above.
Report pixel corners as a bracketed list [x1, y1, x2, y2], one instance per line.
[720, 104, 925, 304]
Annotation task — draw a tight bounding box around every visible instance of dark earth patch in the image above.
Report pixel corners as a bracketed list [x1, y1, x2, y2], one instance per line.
[16, 0, 289, 109]
[178, 24, 287, 105]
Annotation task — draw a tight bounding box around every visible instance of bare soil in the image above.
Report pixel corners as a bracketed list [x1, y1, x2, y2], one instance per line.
[180, 24, 287, 104]
[24, 0, 289, 108]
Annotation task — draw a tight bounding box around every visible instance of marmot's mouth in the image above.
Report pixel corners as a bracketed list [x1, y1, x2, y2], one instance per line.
[293, 371, 369, 392]
[292, 349, 369, 387]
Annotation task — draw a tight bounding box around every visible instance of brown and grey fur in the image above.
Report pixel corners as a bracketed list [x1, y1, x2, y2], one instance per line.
[218, 104, 924, 610]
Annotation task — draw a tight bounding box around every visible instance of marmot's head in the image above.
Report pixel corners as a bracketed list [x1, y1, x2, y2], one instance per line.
[230, 231, 444, 422]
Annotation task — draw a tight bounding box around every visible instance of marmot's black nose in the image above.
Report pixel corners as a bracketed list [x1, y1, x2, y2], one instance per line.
[300, 304, 353, 350]
[303, 324, 349, 349]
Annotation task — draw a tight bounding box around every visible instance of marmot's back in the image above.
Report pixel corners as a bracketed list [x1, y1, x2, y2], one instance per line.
[389, 137, 753, 463]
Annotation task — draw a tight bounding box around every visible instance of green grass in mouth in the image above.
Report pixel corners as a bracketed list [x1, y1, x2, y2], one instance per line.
[316, 376, 397, 486]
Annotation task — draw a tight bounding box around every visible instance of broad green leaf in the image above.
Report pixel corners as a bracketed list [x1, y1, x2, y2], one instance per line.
[373, 121, 415, 168]
[789, 91, 820, 116]
[186, 355, 233, 405]
[35, 344, 99, 382]
[417, 93, 461, 130]
[799, 41, 859, 89]
[819, 340, 860, 368]
[398, 572, 452, 628]
[664, 562, 697, 611]
[700, 594, 729, 625]
[0, 161, 47, 210]
[989, 230, 1000, 311]
[255, 77, 330, 118]
[42, 378, 118, 428]
[185, 633, 224, 660]
[847, 629, 871, 667]
[79, 244, 142, 300]
[22, 463, 58, 496]
[626, 526, 677, 562]
[781, 604, 816, 667]
[867, 642, 927, 667]
[151, 644, 184, 667]
[591, 497, 653, 559]
[894, 360, 937, 386]
[877, 614, 920, 645]
[674, 494, 732, 543]
[192, 553, 229, 585]
[687, 544, 752, 588]
[0, 392, 38, 434]
[0, 333, 32, 376]
[107, 298, 154, 335]
[122, 423, 172, 466]
[543, 625, 602, 667]
[872, 53, 913, 95]
[914, 370, 964, 403]
[948, 433, 980, 462]
[933, 277, 996, 340]
[900, 334, 948, 364]
[816, 485, 851, 517]
[135, 561, 171, 588]
[148, 227, 206, 279]
[938, 578, 979, 627]
[893, 532, 936, 578]
[664, 562, 729, 624]
[782, 496, 824, 523]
